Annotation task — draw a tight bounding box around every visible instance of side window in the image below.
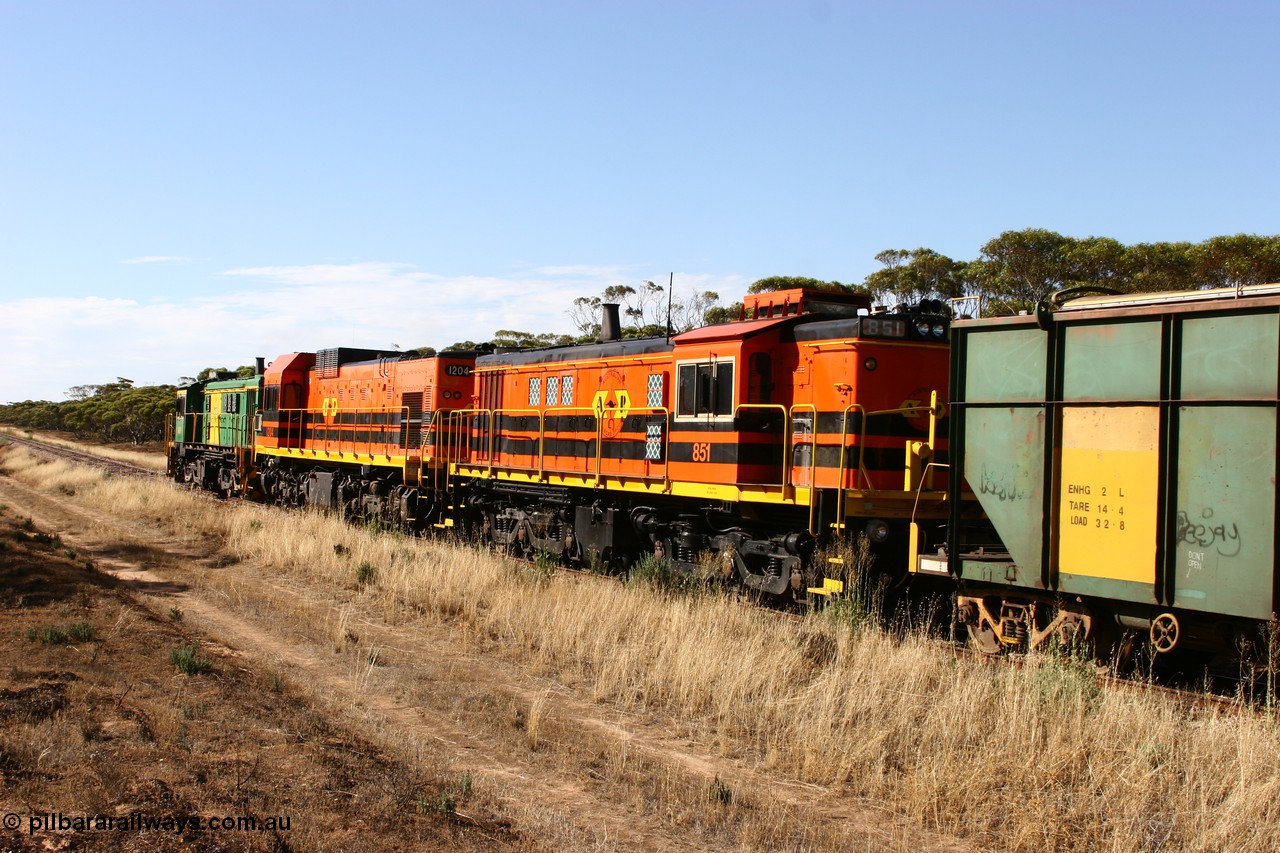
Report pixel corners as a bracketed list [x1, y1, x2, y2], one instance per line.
[714, 361, 734, 414]
[677, 365, 696, 416]
[676, 359, 735, 419]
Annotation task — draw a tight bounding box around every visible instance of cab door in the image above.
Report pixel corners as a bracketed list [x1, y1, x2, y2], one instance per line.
[206, 392, 222, 444]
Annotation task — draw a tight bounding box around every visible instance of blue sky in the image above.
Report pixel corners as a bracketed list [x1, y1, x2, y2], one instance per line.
[2, 1, 1277, 403]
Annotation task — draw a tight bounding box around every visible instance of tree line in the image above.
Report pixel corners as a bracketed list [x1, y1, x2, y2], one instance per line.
[429, 229, 1280, 347]
[0, 368, 255, 446]
[3, 229, 1276, 432]
[1, 379, 175, 445]
[861, 230, 1280, 316]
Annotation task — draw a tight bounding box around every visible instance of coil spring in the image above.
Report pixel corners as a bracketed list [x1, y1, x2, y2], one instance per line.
[767, 557, 784, 578]
[1001, 617, 1027, 644]
[675, 543, 693, 563]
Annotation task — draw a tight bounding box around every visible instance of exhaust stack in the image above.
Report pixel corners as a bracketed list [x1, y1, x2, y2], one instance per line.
[600, 303, 622, 342]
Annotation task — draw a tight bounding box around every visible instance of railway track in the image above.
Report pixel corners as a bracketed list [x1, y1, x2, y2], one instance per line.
[1, 432, 162, 479]
[1, 430, 1264, 714]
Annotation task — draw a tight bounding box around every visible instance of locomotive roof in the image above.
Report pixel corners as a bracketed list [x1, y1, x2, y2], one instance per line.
[476, 335, 674, 368]
[670, 314, 802, 344]
[478, 314, 813, 368]
[202, 375, 260, 390]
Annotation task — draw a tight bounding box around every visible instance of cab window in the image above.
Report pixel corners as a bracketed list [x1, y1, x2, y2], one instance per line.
[676, 358, 735, 419]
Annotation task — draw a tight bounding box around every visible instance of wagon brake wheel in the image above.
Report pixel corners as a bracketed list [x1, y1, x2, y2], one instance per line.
[1150, 613, 1180, 654]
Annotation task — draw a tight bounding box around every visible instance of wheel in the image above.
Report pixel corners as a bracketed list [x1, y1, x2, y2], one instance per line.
[602, 548, 631, 577]
[956, 598, 1002, 655]
[966, 623, 1002, 655]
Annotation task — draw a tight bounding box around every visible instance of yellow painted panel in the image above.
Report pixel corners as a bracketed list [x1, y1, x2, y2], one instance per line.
[207, 392, 222, 444]
[256, 447, 409, 470]
[1057, 407, 1158, 583]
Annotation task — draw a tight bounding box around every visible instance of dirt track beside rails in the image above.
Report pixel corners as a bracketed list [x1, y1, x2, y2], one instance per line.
[0, 459, 972, 852]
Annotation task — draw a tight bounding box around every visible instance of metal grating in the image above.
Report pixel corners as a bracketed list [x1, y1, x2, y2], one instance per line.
[316, 348, 340, 379]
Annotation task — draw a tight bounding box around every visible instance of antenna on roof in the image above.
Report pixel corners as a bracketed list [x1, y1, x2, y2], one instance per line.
[665, 271, 674, 342]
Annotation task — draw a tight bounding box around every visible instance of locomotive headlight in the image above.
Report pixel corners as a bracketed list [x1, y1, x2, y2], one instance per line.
[865, 519, 890, 543]
[932, 322, 946, 337]
[915, 319, 931, 337]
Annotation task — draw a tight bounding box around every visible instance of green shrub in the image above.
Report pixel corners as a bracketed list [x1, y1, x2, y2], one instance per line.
[170, 643, 212, 676]
[66, 622, 95, 642]
[626, 553, 710, 597]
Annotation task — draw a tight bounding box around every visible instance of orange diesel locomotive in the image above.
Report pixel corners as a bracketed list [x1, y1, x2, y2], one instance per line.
[253, 346, 478, 528]
[445, 288, 951, 600]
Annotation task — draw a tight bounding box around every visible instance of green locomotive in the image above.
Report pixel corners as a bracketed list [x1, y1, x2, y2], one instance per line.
[167, 367, 262, 496]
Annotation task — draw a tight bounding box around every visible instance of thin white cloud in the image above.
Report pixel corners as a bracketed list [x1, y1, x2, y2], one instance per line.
[122, 255, 195, 265]
[221, 261, 433, 287]
[0, 262, 749, 403]
[531, 263, 632, 278]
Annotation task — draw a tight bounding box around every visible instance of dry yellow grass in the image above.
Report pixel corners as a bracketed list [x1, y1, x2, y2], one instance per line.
[6, 445, 1280, 852]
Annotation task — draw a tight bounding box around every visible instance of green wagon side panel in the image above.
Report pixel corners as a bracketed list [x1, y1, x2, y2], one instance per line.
[963, 328, 1047, 403]
[1172, 406, 1277, 620]
[958, 557, 1030, 586]
[962, 406, 1045, 585]
[1180, 313, 1279, 400]
[1063, 321, 1161, 401]
[1054, 573, 1155, 604]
